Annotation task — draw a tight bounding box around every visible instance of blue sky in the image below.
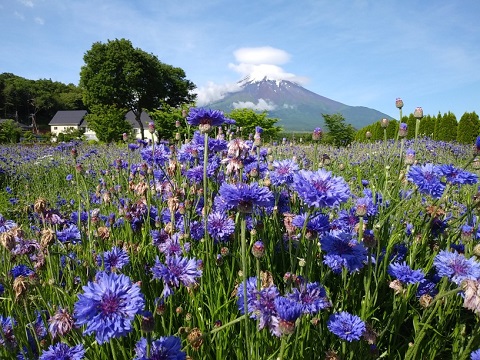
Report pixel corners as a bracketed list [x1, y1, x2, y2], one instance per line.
[1, 0, 479, 119]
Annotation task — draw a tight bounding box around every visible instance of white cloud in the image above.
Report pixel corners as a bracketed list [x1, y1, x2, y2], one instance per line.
[233, 46, 290, 65]
[18, 0, 34, 7]
[233, 99, 277, 111]
[194, 81, 241, 106]
[14, 11, 25, 20]
[34, 17, 44, 25]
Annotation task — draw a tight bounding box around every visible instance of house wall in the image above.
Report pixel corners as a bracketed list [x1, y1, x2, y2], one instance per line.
[50, 125, 80, 136]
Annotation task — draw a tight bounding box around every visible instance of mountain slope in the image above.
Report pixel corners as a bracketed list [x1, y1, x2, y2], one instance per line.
[207, 77, 393, 132]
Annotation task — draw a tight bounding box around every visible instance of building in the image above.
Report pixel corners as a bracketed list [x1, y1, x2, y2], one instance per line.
[49, 110, 156, 141]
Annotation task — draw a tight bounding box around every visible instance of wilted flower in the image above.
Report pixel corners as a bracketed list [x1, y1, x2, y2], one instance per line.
[461, 279, 480, 314]
[312, 127, 323, 141]
[49, 307, 74, 338]
[399, 122, 408, 137]
[413, 107, 423, 119]
[395, 98, 404, 109]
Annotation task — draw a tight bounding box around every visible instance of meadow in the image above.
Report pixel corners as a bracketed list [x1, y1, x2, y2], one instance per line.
[0, 113, 479, 359]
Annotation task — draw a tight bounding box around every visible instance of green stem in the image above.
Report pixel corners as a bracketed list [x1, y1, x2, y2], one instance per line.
[240, 214, 251, 356]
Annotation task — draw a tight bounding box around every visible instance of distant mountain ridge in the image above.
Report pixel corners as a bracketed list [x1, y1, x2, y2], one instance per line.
[206, 76, 393, 132]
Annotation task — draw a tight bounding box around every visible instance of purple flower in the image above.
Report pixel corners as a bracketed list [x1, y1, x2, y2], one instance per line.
[275, 297, 302, 322]
[140, 143, 171, 167]
[286, 282, 331, 315]
[270, 159, 299, 186]
[151, 255, 202, 298]
[134, 336, 186, 360]
[292, 212, 330, 236]
[0, 316, 16, 348]
[438, 164, 478, 186]
[433, 250, 480, 285]
[39, 343, 85, 360]
[292, 169, 351, 208]
[388, 261, 425, 285]
[327, 311, 366, 342]
[11, 264, 34, 278]
[471, 349, 480, 360]
[407, 163, 446, 199]
[207, 211, 235, 242]
[56, 224, 81, 244]
[100, 247, 130, 272]
[0, 214, 16, 233]
[320, 231, 368, 273]
[186, 108, 228, 132]
[218, 182, 274, 213]
[74, 271, 145, 344]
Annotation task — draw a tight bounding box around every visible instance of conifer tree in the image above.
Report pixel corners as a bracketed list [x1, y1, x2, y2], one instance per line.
[436, 112, 457, 141]
[457, 111, 480, 144]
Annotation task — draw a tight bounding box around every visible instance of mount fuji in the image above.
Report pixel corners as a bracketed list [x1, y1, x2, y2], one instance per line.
[205, 76, 393, 132]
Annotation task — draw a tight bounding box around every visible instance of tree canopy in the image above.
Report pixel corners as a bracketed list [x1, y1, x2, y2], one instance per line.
[322, 113, 355, 147]
[227, 109, 282, 141]
[79, 38, 196, 140]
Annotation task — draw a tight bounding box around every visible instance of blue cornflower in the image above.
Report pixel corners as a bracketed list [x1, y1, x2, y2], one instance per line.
[100, 247, 130, 272]
[407, 163, 445, 199]
[355, 196, 378, 217]
[185, 165, 204, 183]
[292, 169, 351, 208]
[157, 233, 186, 257]
[0, 316, 16, 348]
[151, 255, 202, 298]
[74, 271, 145, 344]
[134, 336, 186, 360]
[236, 277, 259, 317]
[275, 297, 302, 322]
[438, 164, 478, 186]
[286, 282, 331, 315]
[270, 159, 299, 186]
[39, 342, 85, 360]
[0, 214, 16, 233]
[11, 264, 34, 278]
[471, 349, 480, 360]
[186, 108, 228, 132]
[140, 143, 171, 167]
[207, 211, 235, 242]
[5, 187, 12, 194]
[56, 224, 81, 244]
[327, 311, 366, 342]
[292, 212, 330, 236]
[388, 262, 425, 285]
[66, 174, 73, 181]
[433, 250, 480, 285]
[218, 182, 274, 213]
[320, 231, 368, 273]
[476, 136, 480, 152]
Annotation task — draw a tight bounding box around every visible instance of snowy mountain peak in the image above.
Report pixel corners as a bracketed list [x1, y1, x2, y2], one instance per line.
[238, 75, 291, 88]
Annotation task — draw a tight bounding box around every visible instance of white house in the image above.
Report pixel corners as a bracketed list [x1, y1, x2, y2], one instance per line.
[49, 110, 156, 141]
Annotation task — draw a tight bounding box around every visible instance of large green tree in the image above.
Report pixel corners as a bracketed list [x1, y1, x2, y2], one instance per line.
[322, 113, 355, 147]
[227, 109, 282, 141]
[457, 111, 480, 144]
[79, 39, 196, 140]
[85, 104, 132, 143]
[436, 111, 457, 141]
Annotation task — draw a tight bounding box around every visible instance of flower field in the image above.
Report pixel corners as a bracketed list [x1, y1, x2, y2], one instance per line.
[0, 112, 480, 359]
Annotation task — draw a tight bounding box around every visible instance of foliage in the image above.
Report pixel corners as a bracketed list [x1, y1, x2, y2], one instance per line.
[227, 108, 282, 141]
[0, 119, 22, 143]
[457, 111, 480, 144]
[322, 113, 355, 146]
[436, 111, 457, 141]
[84, 104, 131, 142]
[148, 104, 191, 142]
[418, 114, 436, 138]
[79, 39, 196, 139]
[0, 72, 84, 129]
[0, 137, 479, 359]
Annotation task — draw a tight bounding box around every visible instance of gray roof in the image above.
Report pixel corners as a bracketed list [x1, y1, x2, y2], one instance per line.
[125, 111, 153, 128]
[49, 110, 87, 126]
[49, 110, 152, 129]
